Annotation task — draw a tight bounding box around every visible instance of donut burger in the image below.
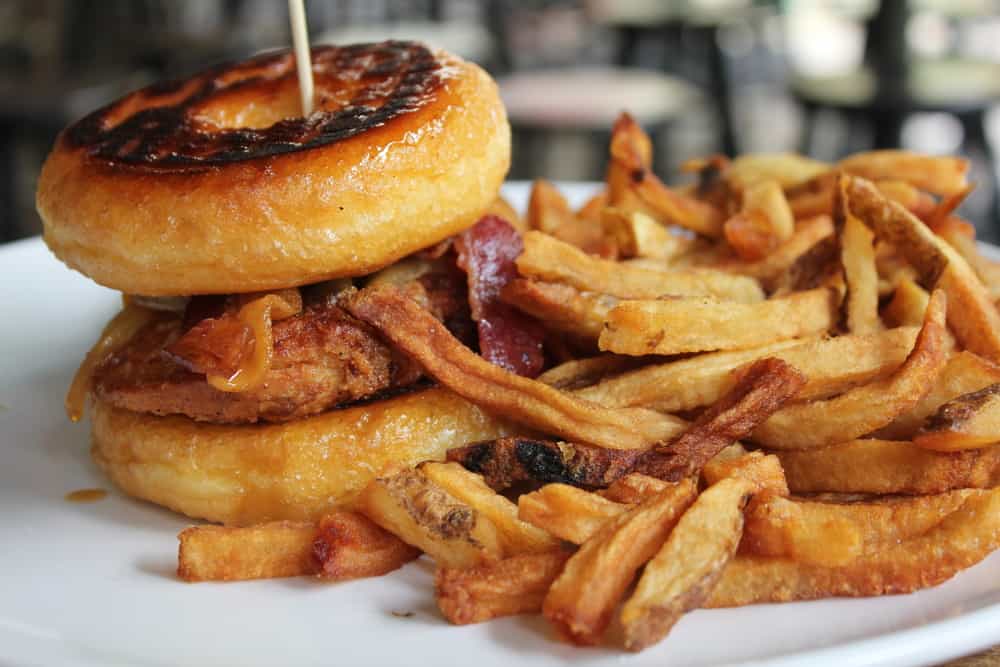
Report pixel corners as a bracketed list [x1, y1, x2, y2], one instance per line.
[36, 42, 530, 526]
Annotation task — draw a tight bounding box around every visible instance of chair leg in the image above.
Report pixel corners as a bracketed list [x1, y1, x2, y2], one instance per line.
[706, 25, 737, 156]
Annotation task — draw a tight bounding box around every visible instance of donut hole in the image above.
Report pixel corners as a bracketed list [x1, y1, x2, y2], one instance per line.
[192, 79, 304, 130]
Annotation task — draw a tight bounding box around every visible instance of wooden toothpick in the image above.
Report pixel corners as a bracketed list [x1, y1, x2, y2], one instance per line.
[288, 0, 315, 116]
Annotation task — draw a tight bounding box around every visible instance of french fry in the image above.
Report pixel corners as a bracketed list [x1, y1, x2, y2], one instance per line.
[527, 180, 607, 255]
[877, 351, 1000, 439]
[724, 180, 795, 260]
[518, 484, 628, 544]
[882, 277, 930, 327]
[501, 279, 616, 342]
[343, 285, 685, 450]
[839, 150, 970, 197]
[358, 469, 502, 569]
[536, 354, 637, 391]
[845, 176, 1000, 362]
[742, 490, 975, 567]
[599, 473, 672, 504]
[714, 215, 834, 284]
[421, 462, 559, 555]
[177, 522, 318, 582]
[752, 290, 947, 450]
[609, 120, 724, 238]
[701, 450, 788, 496]
[741, 495, 861, 567]
[841, 197, 882, 334]
[312, 511, 420, 580]
[518, 231, 764, 302]
[602, 208, 694, 261]
[599, 287, 837, 356]
[708, 487, 1000, 606]
[775, 439, 1000, 494]
[726, 153, 830, 190]
[436, 550, 572, 624]
[543, 479, 698, 645]
[577, 327, 916, 412]
[915, 384, 1000, 451]
[620, 477, 752, 651]
[935, 218, 1000, 300]
[576, 191, 608, 224]
[526, 179, 574, 235]
[874, 180, 938, 219]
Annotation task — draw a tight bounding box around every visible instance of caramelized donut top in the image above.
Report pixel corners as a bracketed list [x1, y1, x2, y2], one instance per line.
[64, 41, 447, 170]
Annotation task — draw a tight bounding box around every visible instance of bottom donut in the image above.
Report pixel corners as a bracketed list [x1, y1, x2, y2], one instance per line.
[91, 387, 517, 526]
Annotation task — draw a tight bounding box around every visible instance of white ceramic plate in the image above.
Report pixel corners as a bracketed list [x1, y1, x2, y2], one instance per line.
[2, 182, 999, 667]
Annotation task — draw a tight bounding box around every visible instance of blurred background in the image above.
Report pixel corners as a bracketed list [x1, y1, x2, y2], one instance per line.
[3, 0, 1000, 242]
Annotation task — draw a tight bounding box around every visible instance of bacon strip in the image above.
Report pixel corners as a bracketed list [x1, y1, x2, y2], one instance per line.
[456, 216, 546, 377]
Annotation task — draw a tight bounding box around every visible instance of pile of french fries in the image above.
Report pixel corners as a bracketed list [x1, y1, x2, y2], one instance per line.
[176, 113, 1000, 654]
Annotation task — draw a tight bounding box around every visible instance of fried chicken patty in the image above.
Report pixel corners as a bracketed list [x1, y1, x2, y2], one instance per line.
[93, 297, 424, 423]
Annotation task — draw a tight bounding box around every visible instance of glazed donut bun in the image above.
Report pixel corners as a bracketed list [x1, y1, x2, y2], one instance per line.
[37, 42, 510, 296]
[91, 388, 516, 526]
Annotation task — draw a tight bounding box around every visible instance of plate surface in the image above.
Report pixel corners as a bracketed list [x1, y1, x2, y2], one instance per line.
[1, 182, 999, 667]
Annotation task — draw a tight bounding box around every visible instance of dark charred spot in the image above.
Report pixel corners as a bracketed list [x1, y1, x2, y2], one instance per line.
[630, 168, 647, 184]
[65, 41, 444, 170]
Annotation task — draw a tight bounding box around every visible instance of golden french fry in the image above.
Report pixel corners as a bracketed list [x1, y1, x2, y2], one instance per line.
[874, 179, 937, 219]
[599, 473, 672, 504]
[578, 326, 916, 412]
[343, 285, 685, 450]
[602, 207, 694, 261]
[421, 462, 559, 555]
[177, 521, 318, 582]
[542, 479, 698, 645]
[599, 288, 837, 356]
[727, 153, 830, 191]
[839, 150, 969, 197]
[518, 231, 764, 302]
[935, 219, 1000, 300]
[708, 487, 1000, 606]
[701, 450, 788, 496]
[501, 279, 616, 342]
[714, 215, 834, 284]
[620, 477, 752, 651]
[724, 180, 795, 261]
[743, 490, 975, 568]
[312, 511, 421, 580]
[741, 495, 861, 567]
[436, 550, 571, 625]
[528, 180, 608, 255]
[877, 351, 1000, 439]
[536, 354, 637, 391]
[527, 179, 574, 235]
[358, 470, 502, 569]
[775, 439, 1000, 494]
[882, 277, 930, 327]
[752, 290, 947, 450]
[914, 384, 1000, 451]
[845, 176, 1000, 362]
[577, 191, 608, 223]
[518, 484, 628, 544]
[841, 199, 882, 334]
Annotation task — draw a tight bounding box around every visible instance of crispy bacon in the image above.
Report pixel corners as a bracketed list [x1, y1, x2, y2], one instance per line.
[456, 216, 546, 377]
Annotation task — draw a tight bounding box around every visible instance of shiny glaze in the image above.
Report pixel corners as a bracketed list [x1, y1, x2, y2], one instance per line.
[65, 41, 445, 170]
[64, 488, 108, 503]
